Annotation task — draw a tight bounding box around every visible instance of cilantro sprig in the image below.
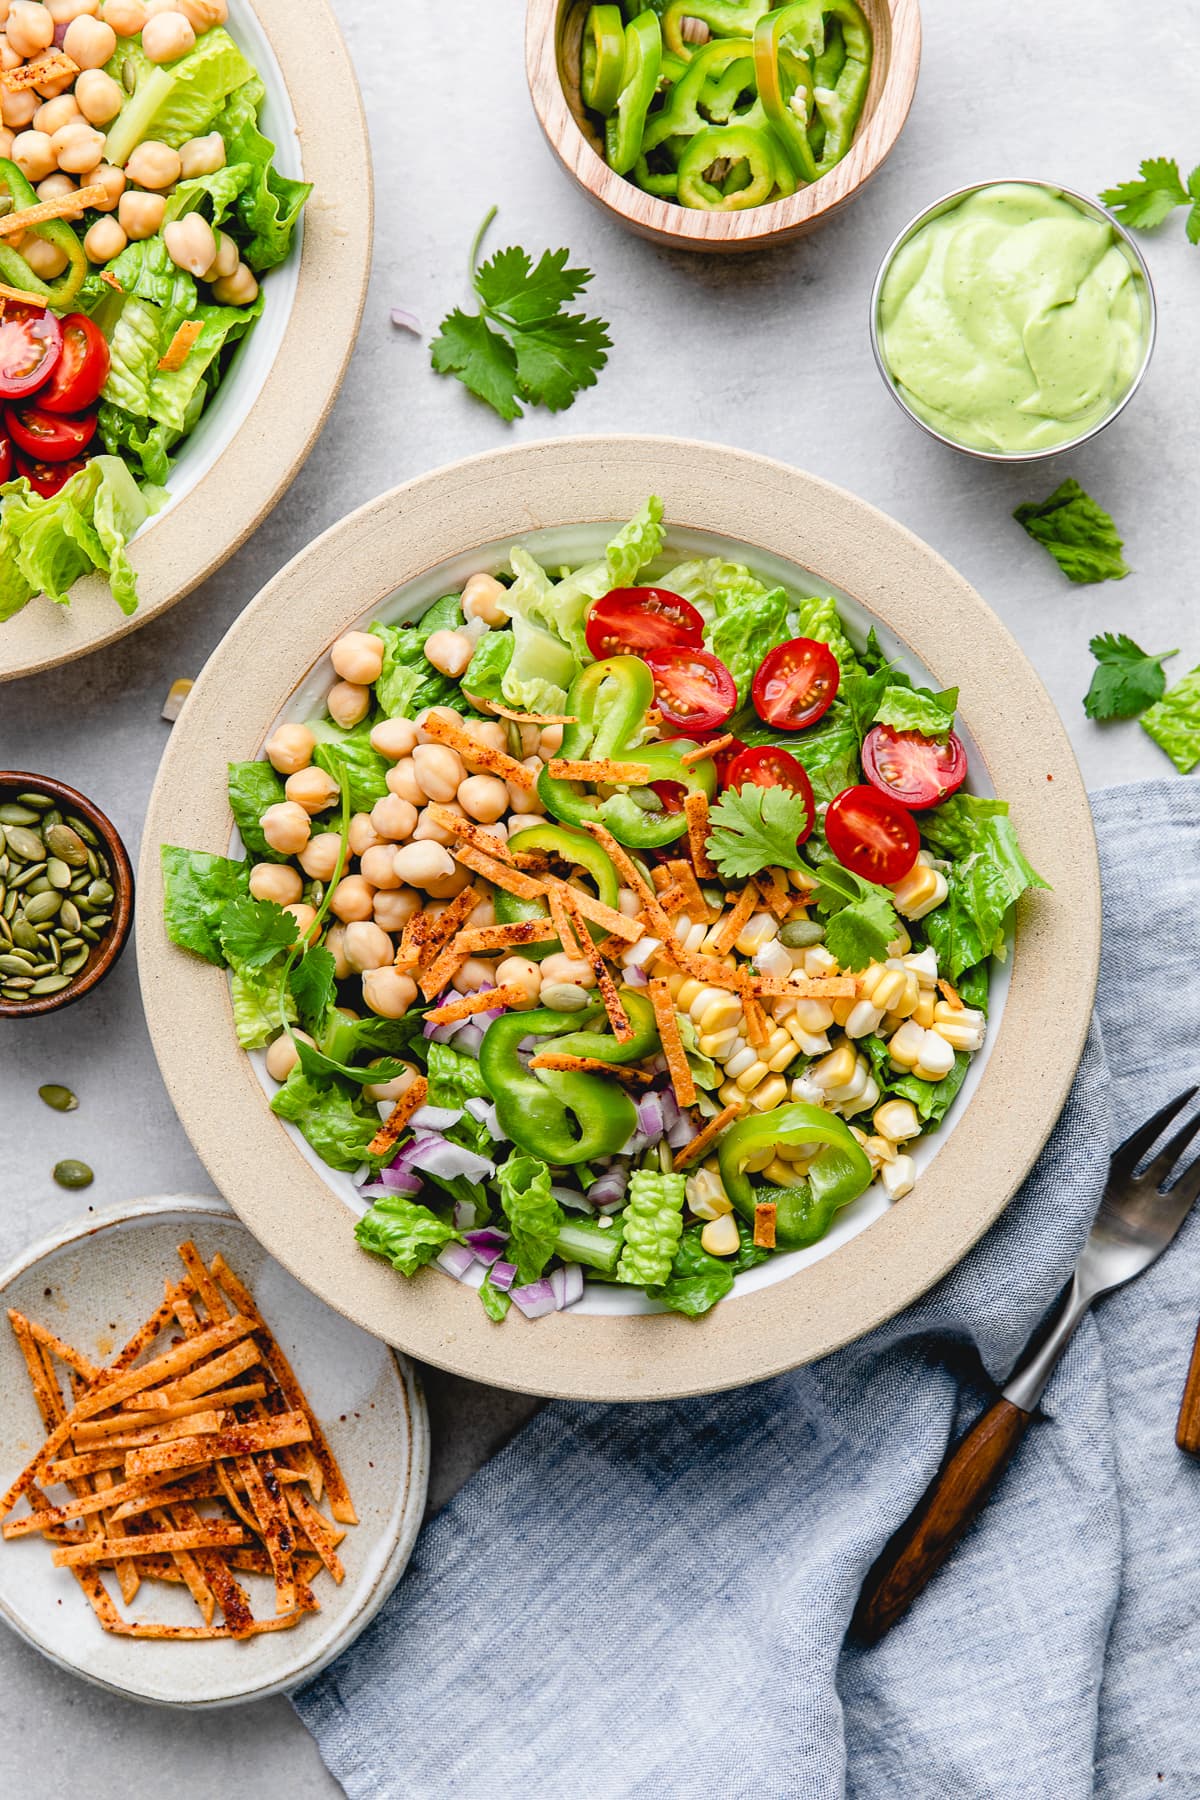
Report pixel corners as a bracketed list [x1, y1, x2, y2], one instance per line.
[1084, 633, 1177, 721]
[812, 864, 900, 971]
[1013, 479, 1130, 585]
[705, 784, 811, 879]
[430, 208, 611, 421]
[1100, 157, 1200, 242]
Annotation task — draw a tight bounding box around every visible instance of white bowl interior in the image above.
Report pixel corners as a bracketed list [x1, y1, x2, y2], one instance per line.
[239, 523, 1010, 1315]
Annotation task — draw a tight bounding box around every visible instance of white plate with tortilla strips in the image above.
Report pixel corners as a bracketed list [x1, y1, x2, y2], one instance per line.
[0, 1195, 428, 1708]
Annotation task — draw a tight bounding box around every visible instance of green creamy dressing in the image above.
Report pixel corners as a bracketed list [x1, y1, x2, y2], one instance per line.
[877, 184, 1149, 454]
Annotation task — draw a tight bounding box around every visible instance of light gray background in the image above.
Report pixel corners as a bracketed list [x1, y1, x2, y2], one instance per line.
[1, 0, 1197, 1791]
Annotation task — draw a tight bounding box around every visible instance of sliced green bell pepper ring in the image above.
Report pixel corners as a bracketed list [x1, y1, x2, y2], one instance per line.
[605, 11, 663, 176]
[661, 0, 771, 59]
[752, 12, 819, 182]
[642, 38, 754, 154]
[633, 156, 680, 199]
[676, 123, 783, 211]
[478, 991, 657, 1166]
[0, 159, 87, 310]
[582, 4, 627, 115]
[536, 654, 717, 848]
[755, 0, 871, 177]
[494, 822, 621, 963]
[717, 1102, 872, 1249]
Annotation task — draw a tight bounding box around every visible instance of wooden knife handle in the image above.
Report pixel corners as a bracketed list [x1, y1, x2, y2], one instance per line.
[1176, 1312, 1200, 1453]
[851, 1396, 1032, 1646]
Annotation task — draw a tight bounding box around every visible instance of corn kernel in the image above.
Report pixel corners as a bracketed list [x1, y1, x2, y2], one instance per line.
[891, 855, 948, 922]
[932, 1003, 986, 1052]
[686, 1165, 732, 1220]
[861, 963, 909, 1014]
[864, 1134, 896, 1166]
[881, 1155, 916, 1201]
[735, 1059, 770, 1094]
[793, 1028, 832, 1056]
[677, 977, 703, 1011]
[809, 1042, 858, 1092]
[845, 1000, 885, 1039]
[697, 993, 742, 1036]
[838, 1072, 880, 1119]
[912, 990, 937, 1029]
[699, 1027, 741, 1060]
[887, 1019, 926, 1071]
[719, 1078, 743, 1109]
[826, 1054, 870, 1106]
[725, 1045, 759, 1081]
[750, 1073, 789, 1111]
[831, 995, 855, 1027]
[754, 937, 792, 980]
[766, 1030, 797, 1072]
[741, 1140, 776, 1172]
[903, 947, 938, 987]
[887, 924, 912, 956]
[874, 1098, 921, 1143]
[804, 945, 839, 978]
[761, 1156, 800, 1186]
[700, 1213, 740, 1257]
[735, 911, 778, 955]
[791, 1073, 825, 1105]
[913, 1032, 955, 1082]
[792, 999, 834, 1034]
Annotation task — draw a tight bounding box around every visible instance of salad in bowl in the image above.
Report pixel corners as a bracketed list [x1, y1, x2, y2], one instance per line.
[162, 497, 1046, 1323]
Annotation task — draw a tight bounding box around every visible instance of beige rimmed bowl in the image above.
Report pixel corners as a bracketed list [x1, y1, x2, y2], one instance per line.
[526, 0, 921, 251]
[0, 0, 372, 684]
[137, 436, 1100, 1403]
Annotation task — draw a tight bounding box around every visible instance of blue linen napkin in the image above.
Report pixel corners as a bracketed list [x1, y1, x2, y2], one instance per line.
[294, 778, 1200, 1799]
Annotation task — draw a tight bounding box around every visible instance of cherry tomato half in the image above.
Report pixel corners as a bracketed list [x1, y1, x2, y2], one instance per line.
[861, 725, 968, 812]
[585, 587, 705, 660]
[825, 784, 919, 886]
[0, 304, 62, 401]
[726, 745, 815, 842]
[6, 403, 97, 462]
[644, 646, 737, 732]
[38, 313, 110, 414]
[14, 451, 87, 498]
[752, 637, 840, 730]
[0, 435, 12, 486]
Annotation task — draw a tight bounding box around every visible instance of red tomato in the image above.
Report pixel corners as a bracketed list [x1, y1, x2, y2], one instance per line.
[649, 780, 686, 813]
[752, 637, 840, 730]
[14, 451, 87, 498]
[0, 304, 62, 401]
[663, 730, 746, 787]
[726, 745, 815, 841]
[6, 403, 97, 462]
[644, 646, 737, 732]
[585, 587, 704, 660]
[825, 785, 919, 885]
[0, 435, 12, 486]
[38, 313, 110, 414]
[862, 725, 968, 811]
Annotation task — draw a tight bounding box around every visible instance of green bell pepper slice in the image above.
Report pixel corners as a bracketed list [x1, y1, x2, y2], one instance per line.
[642, 38, 754, 154]
[752, 12, 819, 182]
[717, 1102, 872, 1249]
[676, 123, 785, 210]
[478, 991, 658, 1166]
[605, 11, 663, 175]
[494, 822, 621, 963]
[0, 159, 87, 310]
[755, 1, 871, 178]
[661, 0, 771, 58]
[536, 654, 717, 848]
[582, 4, 627, 115]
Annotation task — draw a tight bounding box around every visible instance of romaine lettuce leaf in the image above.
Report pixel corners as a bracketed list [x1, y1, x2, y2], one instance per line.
[230, 955, 294, 1049]
[308, 717, 388, 814]
[161, 845, 249, 964]
[227, 759, 286, 859]
[497, 1151, 563, 1286]
[504, 498, 664, 662]
[369, 597, 464, 718]
[97, 403, 176, 486]
[1141, 667, 1200, 774]
[104, 27, 254, 164]
[355, 1195, 461, 1277]
[102, 295, 168, 418]
[462, 629, 513, 704]
[270, 1068, 379, 1172]
[0, 457, 161, 618]
[874, 684, 957, 741]
[793, 594, 859, 675]
[100, 236, 197, 334]
[214, 76, 312, 271]
[918, 793, 1009, 858]
[924, 816, 1049, 978]
[165, 158, 255, 233]
[427, 1042, 490, 1110]
[500, 612, 577, 717]
[146, 296, 262, 434]
[706, 580, 789, 705]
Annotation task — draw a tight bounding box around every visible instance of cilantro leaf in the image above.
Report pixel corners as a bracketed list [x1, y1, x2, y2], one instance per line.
[1084, 632, 1177, 721]
[507, 311, 611, 414]
[1013, 479, 1130, 585]
[474, 244, 592, 326]
[812, 863, 899, 971]
[1100, 157, 1188, 229]
[218, 897, 298, 971]
[289, 946, 337, 1032]
[429, 306, 521, 421]
[705, 785, 810, 878]
[1141, 666, 1200, 773]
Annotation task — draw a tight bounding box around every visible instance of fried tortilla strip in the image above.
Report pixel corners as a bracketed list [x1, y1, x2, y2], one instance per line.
[122, 1338, 263, 1410]
[365, 1075, 428, 1159]
[170, 1282, 203, 1338]
[749, 976, 857, 999]
[109, 1473, 223, 1523]
[684, 791, 717, 879]
[215, 1460, 262, 1535]
[752, 868, 792, 920]
[3, 1467, 191, 1537]
[8, 1311, 100, 1383]
[418, 942, 469, 1002]
[0, 182, 108, 237]
[938, 978, 963, 1010]
[546, 882, 583, 958]
[425, 981, 528, 1025]
[487, 702, 577, 725]
[421, 713, 535, 787]
[527, 1053, 654, 1087]
[655, 883, 688, 917]
[167, 1498, 255, 1635]
[394, 907, 428, 972]
[150, 1503, 216, 1626]
[546, 759, 652, 784]
[679, 733, 735, 767]
[125, 1410, 311, 1479]
[420, 884, 486, 966]
[542, 876, 643, 944]
[665, 860, 714, 925]
[52, 1523, 247, 1567]
[671, 1098, 746, 1171]
[712, 884, 758, 956]
[102, 1384, 266, 1430]
[103, 1611, 305, 1640]
[424, 803, 514, 864]
[558, 886, 632, 1041]
[736, 972, 769, 1048]
[452, 841, 546, 900]
[286, 1486, 345, 1583]
[45, 1448, 125, 1482]
[453, 919, 558, 954]
[157, 318, 203, 373]
[0, 279, 53, 306]
[239, 1452, 296, 1615]
[0, 48, 78, 91]
[753, 1202, 777, 1249]
[648, 978, 696, 1109]
[77, 1410, 227, 1453]
[176, 1239, 229, 1322]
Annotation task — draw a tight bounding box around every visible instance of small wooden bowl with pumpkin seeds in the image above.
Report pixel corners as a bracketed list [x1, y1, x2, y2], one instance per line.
[0, 774, 133, 1018]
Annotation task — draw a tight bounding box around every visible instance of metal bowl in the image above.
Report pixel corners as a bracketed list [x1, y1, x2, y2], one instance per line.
[868, 177, 1158, 463]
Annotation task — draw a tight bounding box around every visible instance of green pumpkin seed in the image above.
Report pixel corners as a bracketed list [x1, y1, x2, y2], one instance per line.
[80, 924, 101, 943]
[0, 827, 7, 856]
[85, 848, 100, 877]
[4, 894, 17, 922]
[0, 917, 12, 944]
[779, 920, 826, 948]
[62, 948, 89, 976]
[2, 983, 32, 999]
[11, 918, 37, 948]
[57, 934, 84, 952]
[69, 872, 90, 893]
[45, 857, 71, 889]
[17, 792, 52, 811]
[88, 912, 112, 932]
[86, 879, 113, 907]
[39, 1084, 78, 1112]
[53, 1159, 93, 1189]
[0, 804, 40, 826]
[9, 863, 46, 890]
[25, 875, 51, 895]
[45, 823, 88, 867]
[0, 952, 32, 974]
[0, 853, 7, 877]
[0, 881, 5, 911]
[65, 814, 98, 845]
[25, 892, 61, 924]
[30, 973, 70, 995]
[59, 899, 82, 933]
[44, 808, 61, 828]
[5, 824, 44, 861]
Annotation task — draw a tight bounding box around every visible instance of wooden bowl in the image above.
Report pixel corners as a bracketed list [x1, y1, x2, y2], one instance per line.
[0, 771, 134, 1019]
[0, 0, 372, 684]
[525, 0, 921, 251]
[137, 436, 1100, 1403]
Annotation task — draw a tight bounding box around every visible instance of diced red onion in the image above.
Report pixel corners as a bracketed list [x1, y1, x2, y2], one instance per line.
[391, 307, 421, 335]
[550, 1184, 595, 1213]
[435, 1243, 476, 1281]
[622, 964, 648, 987]
[510, 1278, 558, 1319]
[53, 20, 68, 43]
[667, 1113, 695, 1150]
[623, 935, 661, 969]
[659, 1087, 681, 1131]
[589, 1164, 629, 1210]
[465, 1226, 509, 1265]
[464, 1095, 501, 1136]
[636, 1092, 664, 1140]
[375, 1163, 423, 1195]
[412, 1104, 463, 1131]
[452, 1199, 478, 1231]
[404, 1132, 494, 1182]
[490, 1259, 516, 1291]
[548, 1265, 567, 1308]
[560, 1263, 585, 1307]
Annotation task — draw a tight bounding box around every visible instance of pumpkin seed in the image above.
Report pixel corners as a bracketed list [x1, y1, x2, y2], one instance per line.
[31, 973, 70, 995]
[11, 919, 37, 949]
[85, 848, 100, 877]
[540, 981, 591, 1011]
[88, 912, 112, 931]
[69, 815, 99, 846]
[25, 891, 61, 924]
[59, 900, 82, 933]
[43, 808, 62, 828]
[45, 823, 88, 867]
[0, 917, 11, 943]
[0, 881, 5, 910]
[69, 871, 90, 893]
[30, 959, 56, 975]
[0, 853, 7, 876]
[2, 984, 33, 999]
[0, 827, 7, 856]
[62, 948, 89, 976]
[4, 824, 44, 861]
[57, 933, 84, 951]
[80, 925, 101, 943]
[9, 862, 45, 889]
[86, 879, 114, 908]
[0, 953, 33, 974]
[39, 1083, 79, 1111]
[4, 893, 18, 922]
[17, 792, 52, 811]
[46, 857, 72, 889]
[53, 1159, 93, 1189]
[25, 875, 51, 895]
[121, 54, 136, 91]
[0, 804, 40, 826]
[778, 920, 825, 948]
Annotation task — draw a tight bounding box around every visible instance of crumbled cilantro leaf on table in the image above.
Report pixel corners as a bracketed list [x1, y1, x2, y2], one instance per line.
[1141, 667, 1200, 773]
[217, 896, 298, 970]
[1013, 479, 1130, 585]
[1100, 157, 1200, 241]
[430, 208, 611, 421]
[812, 864, 900, 970]
[705, 785, 810, 878]
[1084, 633, 1177, 721]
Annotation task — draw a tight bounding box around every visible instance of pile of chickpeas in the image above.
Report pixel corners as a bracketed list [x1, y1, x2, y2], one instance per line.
[0, 0, 257, 303]
[252, 575, 643, 1090]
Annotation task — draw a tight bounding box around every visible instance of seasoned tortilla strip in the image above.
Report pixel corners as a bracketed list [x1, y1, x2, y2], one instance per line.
[684, 791, 717, 879]
[0, 279, 53, 306]
[102, 1384, 266, 1430]
[679, 733, 735, 767]
[655, 883, 689, 917]
[166, 1497, 254, 1635]
[286, 1486, 345, 1583]
[542, 876, 643, 943]
[239, 1451, 296, 1615]
[45, 1448, 126, 1481]
[425, 803, 514, 864]
[157, 318, 203, 372]
[737, 973, 769, 1048]
[103, 1611, 305, 1640]
[421, 713, 535, 786]
[454, 919, 558, 954]
[752, 868, 792, 919]
[3, 1467, 191, 1537]
[665, 860, 713, 925]
[648, 978, 696, 1109]
[546, 759, 652, 784]
[109, 1473, 223, 1523]
[750, 976, 857, 999]
[546, 883, 583, 958]
[487, 703, 577, 724]
[170, 1283, 203, 1338]
[671, 1098, 746, 1170]
[452, 841, 545, 900]
[753, 1202, 777, 1249]
[394, 906, 428, 972]
[52, 1523, 247, 1568]
[125, 1411, 311, 1479]
[176, 1239, 229, 1323]
[7, 1311, 100, 1383]
[130, 1337, 263, 1408]
[425, 981, 528, 1025]
[0, 182, 108, 237]
[527, 1053, 654, 1087]
[712, 885, 758, 955]
[76, 1410, 227, 1454]
[0, 48, 77, 91]
[366, 1075, 428, 1159]
[558, 886, 632, 1041]
[150, 1502, 216, 1626]
[418, 941, 469, 1002]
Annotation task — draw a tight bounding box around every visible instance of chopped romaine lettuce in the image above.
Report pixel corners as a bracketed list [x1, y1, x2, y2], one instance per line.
[230, 956, 294, 1050]
[270, 1068, 379, 1173]
[1141, 667, 1200, 774]
[161, 845, 249, 965]
[370, 597, 465, 718]
[0, 457, 162, 620]
[355, 1196, 461, 1277]
[706, 580, 790, 705]
[500, 611, 578, 717]
[214, 76, 312, 271]
[104, 27, 254, 165]
[308, 717, 389, 814]
[924, 816, 1049, 978]
[793, 593, 859, 675]
[147, 296, 262, 434]
[497, 1151, 563, 1286]
[462, 629, 513, 704]
[874, 684, 958, 740]
[227, 759, 287, 859]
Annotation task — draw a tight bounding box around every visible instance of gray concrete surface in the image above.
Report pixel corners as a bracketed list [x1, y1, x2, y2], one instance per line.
[2, 0, 1199, 1790]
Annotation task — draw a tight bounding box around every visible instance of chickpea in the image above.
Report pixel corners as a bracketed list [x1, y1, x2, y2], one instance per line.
[329, 874, 375, 923]
[539, 723, 564, 758]
[392, 841, 455, 890]
[248, 862, 302, 906]
[386, 758, 424, 807]
[141, 7, 193, 59]
[117, 188, 166, 239]
[177, 0, 224, 27]
[358, 843, 402, 890]
[263, 721, 314, 776]
[125, 138, 181, 190]
[260, 801, 310, 857]
[423, 628, 473, 679]
[347, 811, 384, 858]
[163, 212, 215, 277]
[460, 718, 507, 771]
[0, 129, 14, 159]
[63, 12, 115, 63]
[7, 3, 55, 56]
[425, 864, 471, 900]
[506, 813, 544, 838]
[48, 0, 100, 20]
[415, 704, 460, 745]
[369, 793, 417, 842]
[496, 955, 540, 1007]
[177, 127, 224, 178]
[412, 744, 465, 805]
[508, 759, 546, 814]
[541, 952, 596, 989]
[282, 901, 319, 946]
[369, 716, 418, 761]
[361, 966, 417, 1020]
[2, 90, 38, 129]
[83, 215, 125, 261]
[33, 95, 78, 134]
[451, 957, 497, 994]
[22, 234, 68, 276]
[13, 130, 55, 181]
[52, 121, 105, 172]
[514, 721, 541, 758]
[210, 260, 258, 306]
[101, 0, 146, 31]
[461, 571, 510, 626]
[412, 802, 461, 847]
[0, 36, 17, 70]
[265, 1029, 313, 1083]
[284, 765, 340, 816]
[330, 629, 384, 685]
[325, 922, 350, 979]
[35, 171, 75, 201]
[202, 227, 237, 280]
[326, 680, 370, 730]
[70, 72, 119, 130]
[297, 831, 341, 882]
[373, 887, 420, 932]
[85, 160, 124, 209]
[364, 1059, 418, 1104]
[457, 774, 508, 825]
[342, 919, 393, 975]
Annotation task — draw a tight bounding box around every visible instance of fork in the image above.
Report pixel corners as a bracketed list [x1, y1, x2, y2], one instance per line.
[851, 1085, 1200, 1646]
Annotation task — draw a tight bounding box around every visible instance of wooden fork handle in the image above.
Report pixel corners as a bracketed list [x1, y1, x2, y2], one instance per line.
[1175, 1313, 1200, 1453]
[850, 1396, 1032, 1646]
